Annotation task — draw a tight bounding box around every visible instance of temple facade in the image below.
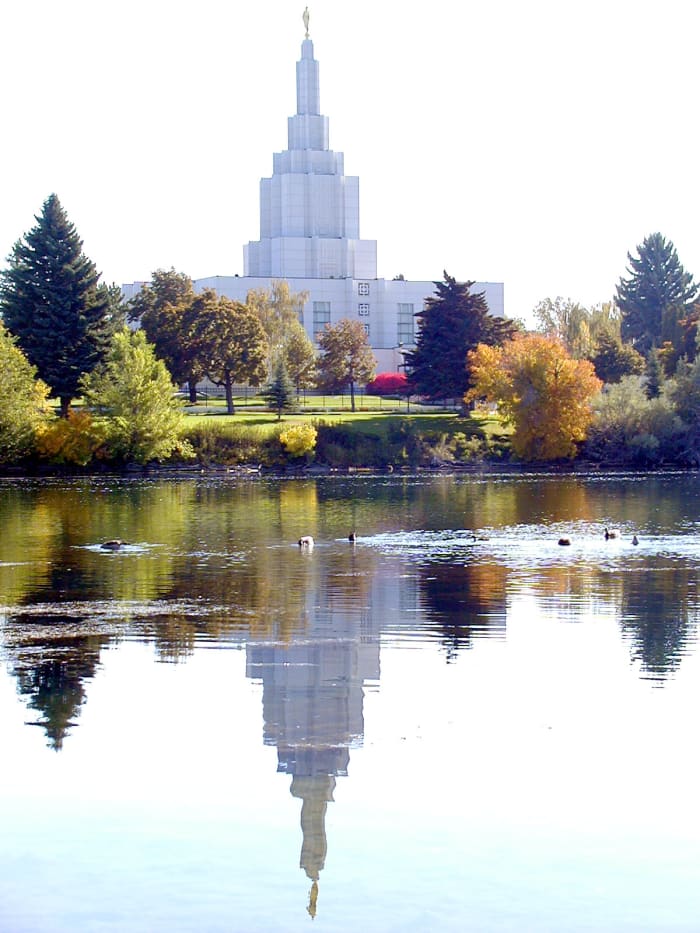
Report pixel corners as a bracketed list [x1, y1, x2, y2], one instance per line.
[124, 15, 504, 372]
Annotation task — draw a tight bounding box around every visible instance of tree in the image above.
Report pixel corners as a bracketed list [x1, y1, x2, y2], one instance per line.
[645, 347, 663, 399]
[616, 233, 698, 355]
[127, 269, 202, 402]
[316, 318, 376, 412]
[590, 331, 645, 384]
[189, 291, 268, 414]
[263, 359, 297, 420]
[533, 296, 592, 358]
[246, 280, 309, 374]
[404, 272, 516, 401]
[0, 322, 49, 462]
[282, 320, 317, 395]
[80, 328, 188, 464]
[0, 194, 115, 416]
[467, 334, 602, 461]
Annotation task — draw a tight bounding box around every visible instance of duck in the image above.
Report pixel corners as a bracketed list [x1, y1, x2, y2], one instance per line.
[558, 537, 571, 546]
[632, 534, 639, 545]
[298, 535, 314, 548]
[604, 528, 620, 540]
[101, 539, 127, 551]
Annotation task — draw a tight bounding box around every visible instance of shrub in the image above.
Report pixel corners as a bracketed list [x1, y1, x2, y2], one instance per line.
[366, 372, 410, 396]
[279, 423, 317, 459]
[36, 410, 106, 466]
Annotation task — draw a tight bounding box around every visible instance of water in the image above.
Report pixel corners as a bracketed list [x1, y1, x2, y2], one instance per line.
[1, 472, 700, 931]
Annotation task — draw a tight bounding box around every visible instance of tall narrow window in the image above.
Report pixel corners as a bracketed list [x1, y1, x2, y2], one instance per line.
[313, 301, 331, 339]
[397, 303, 415, 344]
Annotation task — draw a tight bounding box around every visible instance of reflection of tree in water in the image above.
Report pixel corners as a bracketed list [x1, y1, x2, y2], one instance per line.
[6, 625, 108, 749]
[417, 561, 508, 658]
[617, 563, 699, 683]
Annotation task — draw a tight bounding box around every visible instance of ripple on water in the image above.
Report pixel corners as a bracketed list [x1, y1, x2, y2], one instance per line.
[359, 524, 700, 571]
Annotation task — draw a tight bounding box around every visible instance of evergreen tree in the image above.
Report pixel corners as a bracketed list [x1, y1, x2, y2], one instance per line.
[590, 331, 645, 384]
[264, 359, 297, 420]
[645, 347, 663, 399]
[404, 272, 516, 401]
[0, 194, 114, 416]
[616, 233, 698, 356]
[0, 322, 50, 462]
[80, 329, 188, 464]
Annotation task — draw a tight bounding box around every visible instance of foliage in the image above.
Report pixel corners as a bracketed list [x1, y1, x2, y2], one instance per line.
[0, 194, 116, 416]
[532, 296, 593, 358]
[183, 421, 274, 467]
[584, 376, 683, 465]
[282, 320, 317, 392]
[666, 357, 700, 465]
[467, 334, 602, 461]
[264, 359, 297, 420]
[80, 329, 191, 464]
[404, 272, 516, 401]
[126, 269, 201, 399]
[617, 233, 698, 355]
[590, 331, 645, 384]
[316, 318, 376, 412]
[0, 322, 50, 462]
[189, 290, 269, 414]
[644, 347, 663, 399]
[35, 409, 106, 466]
[279, 423, 317, 458]
[365, 372, 411, 396]
[246, 280, 309, 374]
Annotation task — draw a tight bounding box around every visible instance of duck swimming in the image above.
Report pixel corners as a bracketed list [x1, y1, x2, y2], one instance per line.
[298, 535, 314, 548]
[101, 539, 127, 551]
[604, 528, 619, 540]
[558, 537, 571, 546]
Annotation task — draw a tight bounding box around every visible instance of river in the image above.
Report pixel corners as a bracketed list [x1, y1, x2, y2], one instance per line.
[1, 472, 699, 931]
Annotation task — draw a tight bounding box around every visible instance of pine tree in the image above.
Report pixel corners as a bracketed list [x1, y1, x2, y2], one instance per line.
[0, 194, 114, 416]
[264, 359, 297, 420]
[645, 347, 663, 399]
[404, 272, 516, 401]
[616, 233, 698, 356]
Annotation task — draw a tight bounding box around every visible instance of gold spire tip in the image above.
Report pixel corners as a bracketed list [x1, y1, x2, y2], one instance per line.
[303, 6, 310, 39]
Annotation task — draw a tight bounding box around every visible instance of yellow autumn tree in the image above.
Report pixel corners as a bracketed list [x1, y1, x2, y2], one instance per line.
[467, 334, 602, 461]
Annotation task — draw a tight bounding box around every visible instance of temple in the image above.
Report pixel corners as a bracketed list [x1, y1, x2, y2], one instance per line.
[124, 12, 504, 371]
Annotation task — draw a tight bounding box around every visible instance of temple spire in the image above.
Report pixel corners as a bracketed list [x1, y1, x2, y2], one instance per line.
[303, 7, 310, 39]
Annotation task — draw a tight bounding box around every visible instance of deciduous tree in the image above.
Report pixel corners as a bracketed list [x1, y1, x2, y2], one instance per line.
[0, 322, 49, 462]
[189, 291, 268, 414]
[0, 194, 117, 416]
[246, 280, 309, 374]
[316, 318, 376, 412]
[282, 320, 317, 394]
[404, 272, 516, 401]
[467, 334, 602, 461]
[127, 269, 202, 402]
[80, 329, 188, 464]
[616, 233, 698, 355]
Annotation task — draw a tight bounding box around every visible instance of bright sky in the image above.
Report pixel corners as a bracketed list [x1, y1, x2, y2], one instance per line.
[2, 0, 698, 324]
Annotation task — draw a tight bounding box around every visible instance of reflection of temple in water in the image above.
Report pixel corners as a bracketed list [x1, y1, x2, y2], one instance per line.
[246, 604, 380, 917]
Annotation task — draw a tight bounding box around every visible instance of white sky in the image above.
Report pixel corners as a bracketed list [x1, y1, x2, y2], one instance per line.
[1, 0, 698, 324]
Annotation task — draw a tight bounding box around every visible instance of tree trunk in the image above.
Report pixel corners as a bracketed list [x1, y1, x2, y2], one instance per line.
[60, 396, 71, 419]
[188, 378, 198, 404]
[350, 380, 356, 412]
[224, 372, 235, 414]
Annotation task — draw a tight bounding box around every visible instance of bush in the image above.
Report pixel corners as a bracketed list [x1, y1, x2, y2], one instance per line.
[36, 410, 106, 466]
[279, 423, 317, 459]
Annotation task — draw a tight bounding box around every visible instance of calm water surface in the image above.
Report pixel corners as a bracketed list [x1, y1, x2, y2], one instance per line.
[1, 472, 700, 932]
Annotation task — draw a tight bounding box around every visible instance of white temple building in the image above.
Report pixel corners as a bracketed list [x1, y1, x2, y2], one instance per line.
[124, 15, 504, 373]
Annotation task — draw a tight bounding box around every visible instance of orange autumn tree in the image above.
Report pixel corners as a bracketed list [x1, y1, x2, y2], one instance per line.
[466, 334, 602, 461]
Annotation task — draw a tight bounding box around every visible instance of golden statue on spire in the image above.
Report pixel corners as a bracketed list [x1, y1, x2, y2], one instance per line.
[303, 6, 310, 39]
